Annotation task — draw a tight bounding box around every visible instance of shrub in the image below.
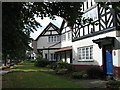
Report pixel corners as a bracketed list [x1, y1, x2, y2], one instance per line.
[34, 58, 50, 67]
[106, 80, 120, 89]
[56, 61, 72, 71]
[86, 66, 101, 79]
[107, 80, 120, 85]
[30, 59, 36, 63]
[50, 61, 72, 74]
[9, 63, 14, 66]
[66, 64, 72, 71]
[72, 72, 83, 79]
[56, 61, 66, 69]
[72, 71, 88, 79]
[55, 69, 68, 75]
[82, 73, 89, 79]
[46, 61, 57, 70]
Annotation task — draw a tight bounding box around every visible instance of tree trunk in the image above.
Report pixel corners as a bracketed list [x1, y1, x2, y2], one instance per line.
[4, 55, 7, 66]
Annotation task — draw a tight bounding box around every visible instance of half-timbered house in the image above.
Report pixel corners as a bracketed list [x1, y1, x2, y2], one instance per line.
[72, 0, 120, 78]
[35, 21, 73, 63]
[35, 23, 61, 61]
[33, 0, 120, 79]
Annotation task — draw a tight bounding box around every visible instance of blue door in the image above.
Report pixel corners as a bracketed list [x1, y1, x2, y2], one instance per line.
[106, 51, 113, 74]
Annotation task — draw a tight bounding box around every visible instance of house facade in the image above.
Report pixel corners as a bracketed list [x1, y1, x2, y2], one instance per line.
[55, 20, 73, 63]
[34, 0, 120, 78]
[35, 21, 73, 63]
[35, 23, 61, 61]
[72, 1, 120, 78]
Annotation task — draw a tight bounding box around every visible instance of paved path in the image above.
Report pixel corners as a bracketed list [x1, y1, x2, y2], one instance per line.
[0, 70, 9, 76]
[47, 72, 108, 88]
[73, 79, 108, 88]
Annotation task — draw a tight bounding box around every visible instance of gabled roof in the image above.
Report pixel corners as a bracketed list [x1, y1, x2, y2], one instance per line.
[59, 20, 65, 32]
[35, 22, 60, 41]
[92, 37, 115, 48]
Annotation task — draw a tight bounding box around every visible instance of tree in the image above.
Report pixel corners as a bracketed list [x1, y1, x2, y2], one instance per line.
[2, 2, 83, 65]
[2, 2, 119, 65]
[2, 2, 35, 65]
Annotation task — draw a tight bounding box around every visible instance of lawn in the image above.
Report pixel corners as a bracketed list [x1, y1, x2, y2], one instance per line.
[10, 61, 53, 72]
[2, 61, 84, 88]
[2, 72, 83, 88]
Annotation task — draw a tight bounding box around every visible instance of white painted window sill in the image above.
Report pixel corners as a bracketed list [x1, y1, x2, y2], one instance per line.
[78, 59, 94, 62]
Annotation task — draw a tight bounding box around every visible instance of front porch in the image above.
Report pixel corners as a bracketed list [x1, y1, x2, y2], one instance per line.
[55, 46, 72, 63]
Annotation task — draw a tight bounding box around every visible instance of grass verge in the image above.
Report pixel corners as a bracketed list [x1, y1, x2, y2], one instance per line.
[2, 72, 83, 88]
[10, 61, 53, 72]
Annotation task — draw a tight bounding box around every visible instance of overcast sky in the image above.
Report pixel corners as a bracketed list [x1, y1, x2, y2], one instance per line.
[30, 16, 63, 40]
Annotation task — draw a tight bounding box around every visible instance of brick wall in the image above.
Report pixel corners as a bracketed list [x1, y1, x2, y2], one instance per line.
[72, 64, 120, 78]
[113, 66, 120, 78]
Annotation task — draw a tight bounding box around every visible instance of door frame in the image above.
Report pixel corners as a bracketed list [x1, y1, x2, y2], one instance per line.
[102, 45, 113, 75]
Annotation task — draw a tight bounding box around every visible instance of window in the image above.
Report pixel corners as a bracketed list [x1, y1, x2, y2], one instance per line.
[45, 53, 48, 59]
[62, 34, 66, 41]
[86, 1, 88, 9]
[77, 46, 93, 61]
[57, 35, 60, 42]
[48, 37, 51, 42]
[54, 36, 56, 42]
[68, 32, 71, 40]
[50, 53, 56, 61]
[48, 35, 60, 42]
[51, 36, 53, 42]
[83, 0, 96, 11]
[83, 7, 98, 21]
[91, 0, 93, 6]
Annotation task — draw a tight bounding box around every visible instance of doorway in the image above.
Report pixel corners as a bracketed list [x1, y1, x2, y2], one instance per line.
[70, 51, 72, 63]
[103, 45, 113, 75]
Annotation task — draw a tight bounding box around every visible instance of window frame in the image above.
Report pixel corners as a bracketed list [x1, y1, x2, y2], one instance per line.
[62, 34, 66, 41]
[83, 5, 98, 22]
[77, 46, 94, 61]
[50, 53, 56, 61]
[45, 53, 48, 59]
[57, 35, 60, 42]
[68, 32, 71, 40]
[48, 35, 60, 43]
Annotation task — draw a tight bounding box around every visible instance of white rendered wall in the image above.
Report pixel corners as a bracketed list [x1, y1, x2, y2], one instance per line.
[118, 38, 120, 66]
[72, 31, 118, 67]
[117, 49, 120, 67]
[61, 26, 72, 48]
[113, 31, 120, 67]
[61, 31, 72, 48]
